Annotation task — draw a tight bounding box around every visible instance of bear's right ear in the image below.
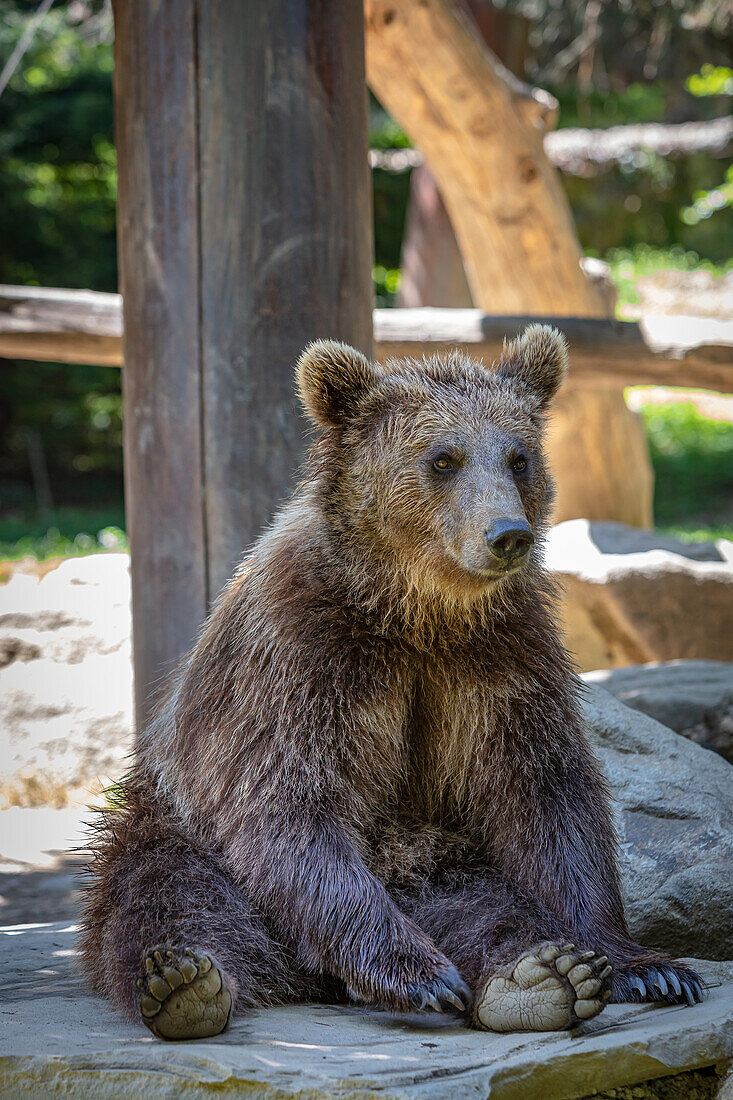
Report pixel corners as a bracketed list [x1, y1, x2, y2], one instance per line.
[296, 340, 379, 429]
[495, 324, 568, 411]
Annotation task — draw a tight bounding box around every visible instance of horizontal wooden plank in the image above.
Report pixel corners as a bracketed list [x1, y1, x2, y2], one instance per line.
[369, 116, 733, 177]
[0, 285, 123, 366]
[373, 308, 733, 392]
[1, 285, 732, 392]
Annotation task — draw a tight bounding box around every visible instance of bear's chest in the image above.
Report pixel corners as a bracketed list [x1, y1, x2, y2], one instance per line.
[402, 652, 505, 813]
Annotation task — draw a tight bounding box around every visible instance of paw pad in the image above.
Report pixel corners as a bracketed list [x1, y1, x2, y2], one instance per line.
[137, 947, 232, 1040]
[475, 941, 613, 1032]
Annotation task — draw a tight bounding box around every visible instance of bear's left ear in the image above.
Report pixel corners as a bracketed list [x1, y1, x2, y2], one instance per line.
[296, 339, 379, 429]
[495, 324, 568, 411]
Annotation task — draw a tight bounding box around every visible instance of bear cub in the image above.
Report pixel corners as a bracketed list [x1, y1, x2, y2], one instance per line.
[80, 326, 703, 1039]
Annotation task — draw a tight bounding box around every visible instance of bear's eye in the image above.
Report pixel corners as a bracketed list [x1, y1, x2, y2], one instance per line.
[511, 455, 528, 474]
[432, 453, 455, 472]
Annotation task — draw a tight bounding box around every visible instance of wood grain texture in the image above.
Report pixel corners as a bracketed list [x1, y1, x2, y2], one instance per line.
[196, 0, 374, 598]
[113, 0, 207, 723]
[374, 309, 733, 393]
[112, 0, 373, 720]
[2, 290, 732, 393]
[364, 0, 607, 316]
[0, 285, 122, 365]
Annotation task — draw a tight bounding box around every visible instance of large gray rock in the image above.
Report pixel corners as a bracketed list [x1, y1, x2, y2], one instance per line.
[583, 685, 733, 961]
[584, 660, 733, 763]
[545, 520, 733, 672]
[1, 923, 731, 1100]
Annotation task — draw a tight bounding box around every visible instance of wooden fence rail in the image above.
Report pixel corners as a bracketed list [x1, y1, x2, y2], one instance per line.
[1, 284, 732, 392]
[370, 115, 733, 177]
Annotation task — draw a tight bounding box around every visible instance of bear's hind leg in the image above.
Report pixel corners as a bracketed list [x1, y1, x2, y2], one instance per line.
[79, 808, 301, 1039]
[398, 871, 612, 1032]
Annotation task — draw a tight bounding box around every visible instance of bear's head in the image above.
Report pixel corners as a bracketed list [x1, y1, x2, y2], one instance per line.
[296, 325, 567, 597]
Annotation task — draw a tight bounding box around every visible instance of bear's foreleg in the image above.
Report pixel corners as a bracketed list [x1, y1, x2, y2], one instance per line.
[79, 805, 307, 1039]
[225, 810, 471, 1017]
[399, 870, 612, 1031]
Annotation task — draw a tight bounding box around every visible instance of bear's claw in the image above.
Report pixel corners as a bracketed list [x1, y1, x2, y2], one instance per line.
[408, 964, 472, 1015]
[612, 964, 704, 1007]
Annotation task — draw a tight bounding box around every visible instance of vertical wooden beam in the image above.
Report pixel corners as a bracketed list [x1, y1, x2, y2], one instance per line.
[113, 1, 207, 724]
[113, 0, 373, 724]
[197, 1, 373, 597]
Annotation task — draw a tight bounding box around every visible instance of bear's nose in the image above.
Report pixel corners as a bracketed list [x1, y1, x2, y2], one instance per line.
[484, 519, 534, 563]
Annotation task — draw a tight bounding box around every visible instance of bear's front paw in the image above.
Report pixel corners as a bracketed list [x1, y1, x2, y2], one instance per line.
[347, 954, 471, 1015]
[405, 962, 472, 1015]
[613, 962, 704, 1007]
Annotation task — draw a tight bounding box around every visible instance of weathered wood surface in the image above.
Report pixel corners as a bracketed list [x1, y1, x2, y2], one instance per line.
[364, 0, 606, 316]
[545, 115, 733, 177]
[195, 1, 373, 601]
[2, 288, 732, 392]
[112, 0, 373, 723]
[113, 0, 207, 723]
[397, 1, 527, 311]
[374, 309, 733, 392]
[397, 164, 473, 309]
[0, 284, 123, 365]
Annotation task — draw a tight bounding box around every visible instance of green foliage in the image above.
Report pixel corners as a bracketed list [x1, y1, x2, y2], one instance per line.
[686, 65, 733, 97]
[508, 2, 733, 262]
[369, 95, 410, 150]
[0, 1, 122, 521]
[681, 164, 733, 227]
[372, 264, 401, 308]
[370, 97, 412, 274]
[0, 1, 117, 290]
[639, 402, 733, 538]
[506, 0, 732, 101]
[0, 504, 127, 560]
[551, 82, 669, 130]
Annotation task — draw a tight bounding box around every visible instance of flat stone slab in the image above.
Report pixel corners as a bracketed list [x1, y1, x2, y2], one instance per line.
[1, 924, 731, 1099]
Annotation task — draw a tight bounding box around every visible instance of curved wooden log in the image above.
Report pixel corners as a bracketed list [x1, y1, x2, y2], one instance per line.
[364, 0, 607, 316]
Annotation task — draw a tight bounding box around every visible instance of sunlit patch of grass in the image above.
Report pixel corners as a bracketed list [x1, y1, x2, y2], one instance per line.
[640, 401, 733, 540]
[0, 507, 127, 560]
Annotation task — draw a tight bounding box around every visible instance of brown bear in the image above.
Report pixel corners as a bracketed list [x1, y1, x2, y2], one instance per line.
[80, 326, 703, 1040]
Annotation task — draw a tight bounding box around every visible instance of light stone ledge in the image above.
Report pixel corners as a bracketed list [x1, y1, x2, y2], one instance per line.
[1, 924, 731, 1099]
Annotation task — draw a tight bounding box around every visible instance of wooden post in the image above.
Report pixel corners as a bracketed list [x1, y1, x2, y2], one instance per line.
[113, 0, 373, 724]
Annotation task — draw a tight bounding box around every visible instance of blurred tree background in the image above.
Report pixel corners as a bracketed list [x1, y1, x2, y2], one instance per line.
[1, 0, 732, 558]
[0, 0, 123, 556]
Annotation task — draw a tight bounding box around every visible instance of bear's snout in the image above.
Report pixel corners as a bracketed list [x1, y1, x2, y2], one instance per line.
[483, 519, 534, 569]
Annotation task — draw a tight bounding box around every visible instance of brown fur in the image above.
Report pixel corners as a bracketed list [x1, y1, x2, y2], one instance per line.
[79, 327, 701, 1023]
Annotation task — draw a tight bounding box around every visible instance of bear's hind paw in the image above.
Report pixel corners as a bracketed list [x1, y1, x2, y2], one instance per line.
[474, 941, 613, 1033]
[137, 947, 232, 1040]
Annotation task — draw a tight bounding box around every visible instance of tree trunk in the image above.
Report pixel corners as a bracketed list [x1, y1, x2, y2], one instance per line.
[365, 0, 606, 316]
[370, 0, 652, 527]
[397, 164, 473, 308]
